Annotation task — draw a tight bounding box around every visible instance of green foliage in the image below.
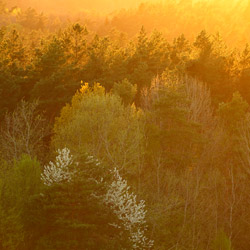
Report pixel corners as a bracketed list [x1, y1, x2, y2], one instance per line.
[31, 37, 80, 118]
[145, 77, 201, 171]
[0, 29, 27, 117]
[0, 155, 42, 249]
[53, 83, 144, 176]
[213, 230, 233, 250]
[29, 152, 128, 250]
[218, 91, 249, 132]
[112, 78, 137, 105]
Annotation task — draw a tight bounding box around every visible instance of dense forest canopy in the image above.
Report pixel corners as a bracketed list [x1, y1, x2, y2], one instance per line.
[1, 0, 250, 249]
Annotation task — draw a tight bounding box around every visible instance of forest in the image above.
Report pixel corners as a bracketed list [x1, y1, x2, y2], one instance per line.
[1, 0, 250, 249]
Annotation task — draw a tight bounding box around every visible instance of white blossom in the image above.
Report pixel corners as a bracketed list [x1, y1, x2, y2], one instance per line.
[105, 168, 154, 249]
[41, 148, 75, 186]
[41, 149, 154, 248]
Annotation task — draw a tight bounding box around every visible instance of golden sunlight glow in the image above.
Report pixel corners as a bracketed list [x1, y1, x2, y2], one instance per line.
[6, 0, 248, 14]
[5, 0, 250, 46]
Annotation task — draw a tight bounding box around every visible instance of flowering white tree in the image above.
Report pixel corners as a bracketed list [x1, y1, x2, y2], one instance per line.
[41, 148, 154, 248]
[41, 148, 75, 186]
[105, 168, 154, 249]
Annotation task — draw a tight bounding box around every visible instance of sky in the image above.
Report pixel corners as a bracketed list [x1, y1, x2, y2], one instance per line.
[7, 0, 157, 13]
[6, 0, 246, 15]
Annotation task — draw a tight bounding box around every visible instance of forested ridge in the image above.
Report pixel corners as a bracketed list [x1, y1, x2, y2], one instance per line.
[1, 0, 250, 249]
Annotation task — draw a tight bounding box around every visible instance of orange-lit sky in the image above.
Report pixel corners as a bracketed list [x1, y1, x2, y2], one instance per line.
[7, 0, 159, 13]
[7, 0, 246, 14]
[5, 0, 247, 20]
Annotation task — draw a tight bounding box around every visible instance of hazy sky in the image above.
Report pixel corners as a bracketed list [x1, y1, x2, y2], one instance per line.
[7, 0, 244, 15]
[7, 0, 161, 13]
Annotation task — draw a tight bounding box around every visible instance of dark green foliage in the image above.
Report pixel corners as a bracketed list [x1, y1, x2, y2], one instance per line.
[145, 78, 201, 171]
[0, 29, 28, 117]
[0, 155, 42, 250]
[31, 38, 80, 118]
[218, 91, 249, 131]
[112, 78, 137, 105]
[26, 153, 128, 250]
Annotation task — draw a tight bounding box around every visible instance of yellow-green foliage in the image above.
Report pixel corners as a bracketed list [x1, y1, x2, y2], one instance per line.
[53, 83, 144, 175]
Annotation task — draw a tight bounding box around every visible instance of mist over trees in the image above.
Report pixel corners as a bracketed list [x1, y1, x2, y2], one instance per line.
[1, 0, 250, 249]
[6, 0, 147, 13]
